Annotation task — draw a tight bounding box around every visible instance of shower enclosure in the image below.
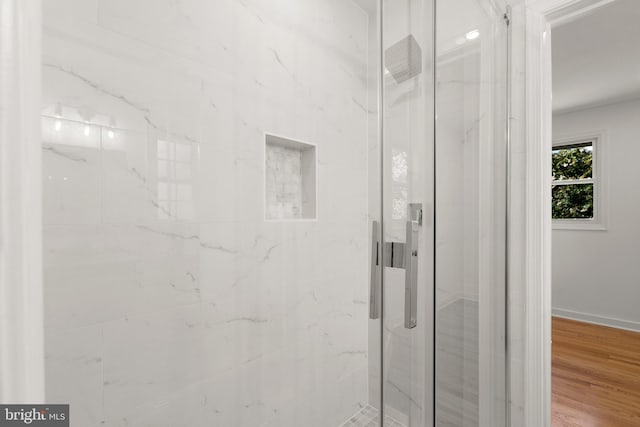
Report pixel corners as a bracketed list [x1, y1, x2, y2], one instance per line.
[41, 0, 508, 425]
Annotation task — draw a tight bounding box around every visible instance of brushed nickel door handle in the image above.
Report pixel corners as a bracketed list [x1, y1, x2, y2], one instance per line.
[404, 203, 422, 329]
[369, 221, 381, 320]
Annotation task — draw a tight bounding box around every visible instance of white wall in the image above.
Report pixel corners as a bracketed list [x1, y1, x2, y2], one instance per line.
[553, 98, 640, 331]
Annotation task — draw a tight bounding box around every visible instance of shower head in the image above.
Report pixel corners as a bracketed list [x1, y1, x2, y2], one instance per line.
[385, 34, 422, 84]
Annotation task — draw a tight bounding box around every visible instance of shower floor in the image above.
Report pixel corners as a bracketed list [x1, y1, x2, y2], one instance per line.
[340, 405, 406, 427]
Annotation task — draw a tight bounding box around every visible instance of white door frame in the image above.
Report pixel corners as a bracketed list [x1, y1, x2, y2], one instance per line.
[0, 0, 45, 403]
[507, 0, 617, 426]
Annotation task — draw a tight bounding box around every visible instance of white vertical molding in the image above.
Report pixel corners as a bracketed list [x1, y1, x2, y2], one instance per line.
[541, 18, 552, 427]
[505, 2, 553, 426]
[478, 5, 509, 426]
[523, 8, 552, 427]
[0, 0, 45, 403]
[505, 4, 527, 425]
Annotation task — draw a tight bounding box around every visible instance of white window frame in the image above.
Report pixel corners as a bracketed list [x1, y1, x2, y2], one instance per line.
[552, 132, 606, 230]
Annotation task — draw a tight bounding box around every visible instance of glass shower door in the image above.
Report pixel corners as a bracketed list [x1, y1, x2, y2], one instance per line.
[381, 1, 435, 426]
[434, 0, 508, 426]
[380, 0, 508, 425]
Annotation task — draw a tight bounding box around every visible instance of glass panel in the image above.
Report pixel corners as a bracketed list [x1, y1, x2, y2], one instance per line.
[552, 143, 593, 180]
[382, 1, 435, 426]
[552, 183, 594, 219]
[435, 0, 507, 426]
[41, 1, 381, 426]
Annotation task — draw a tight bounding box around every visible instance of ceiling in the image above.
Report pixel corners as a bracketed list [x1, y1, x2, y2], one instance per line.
[552, 0, 640, 113]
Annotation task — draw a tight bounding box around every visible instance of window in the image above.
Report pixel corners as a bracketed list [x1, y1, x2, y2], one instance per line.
[552, 136, 603, 229]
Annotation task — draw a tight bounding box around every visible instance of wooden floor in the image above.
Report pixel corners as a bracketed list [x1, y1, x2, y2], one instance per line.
[552, 317, 640, 427]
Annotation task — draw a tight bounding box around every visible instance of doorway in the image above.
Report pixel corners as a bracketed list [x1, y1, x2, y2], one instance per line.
[550, 0, 640, 424]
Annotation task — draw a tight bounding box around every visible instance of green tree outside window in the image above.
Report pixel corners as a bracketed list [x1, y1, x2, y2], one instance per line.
[552, 142, 594, 220]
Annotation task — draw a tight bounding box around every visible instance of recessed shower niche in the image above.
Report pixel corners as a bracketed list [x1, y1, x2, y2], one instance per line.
[264, 134, 317, 220]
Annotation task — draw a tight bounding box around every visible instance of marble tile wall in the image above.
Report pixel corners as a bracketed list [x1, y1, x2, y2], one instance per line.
[41, 1, 372, 426]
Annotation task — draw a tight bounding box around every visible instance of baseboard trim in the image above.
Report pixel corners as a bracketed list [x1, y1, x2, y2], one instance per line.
[552, 308, 640, 333]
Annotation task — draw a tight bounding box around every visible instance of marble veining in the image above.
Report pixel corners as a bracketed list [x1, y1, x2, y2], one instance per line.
[42, 145, 88, 163]
[43, 63, 151, 114]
